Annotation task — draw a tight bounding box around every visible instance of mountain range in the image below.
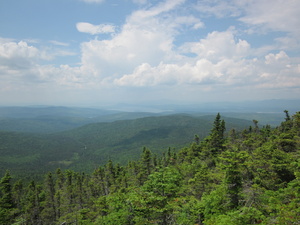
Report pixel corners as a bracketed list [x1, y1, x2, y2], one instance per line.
[0, 106, 265, 179]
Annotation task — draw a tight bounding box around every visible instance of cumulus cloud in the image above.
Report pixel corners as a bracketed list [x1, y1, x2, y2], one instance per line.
[0, 40, 39, 59]
[113, 30, 249, 86]
[0, 40, 89, 88]
[113, 26, 300, 91]
[75, 0, 300, 95]
[0, 40, 45, 87]
[78, 0, 193, 79]
[180, 29, 250, 62]
[76, 22, 115, 35]
[0, 40, 48, 71]
[1, 0, 299, 105]
[114, 51, 300, 91]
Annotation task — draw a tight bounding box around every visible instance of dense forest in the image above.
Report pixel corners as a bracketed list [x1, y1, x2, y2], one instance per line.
[0, 114, 254, 179]
[0, 111, 299, 224]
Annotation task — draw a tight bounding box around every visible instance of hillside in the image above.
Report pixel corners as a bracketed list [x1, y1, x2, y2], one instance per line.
[0, 111, 299, 224]
[0, 114, 253, 178]
[0, 106, 160, 133]
[0, 131, 82, 179]
[0, 105, 293, 133]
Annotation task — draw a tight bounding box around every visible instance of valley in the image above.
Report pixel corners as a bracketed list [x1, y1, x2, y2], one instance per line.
[0, 105, 289, 179]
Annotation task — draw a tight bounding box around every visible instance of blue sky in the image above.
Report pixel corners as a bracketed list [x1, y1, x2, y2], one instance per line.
[0, 0, 299, 107]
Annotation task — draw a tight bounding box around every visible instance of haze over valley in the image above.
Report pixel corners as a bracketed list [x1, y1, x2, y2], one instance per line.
[0, 100, 298, 178]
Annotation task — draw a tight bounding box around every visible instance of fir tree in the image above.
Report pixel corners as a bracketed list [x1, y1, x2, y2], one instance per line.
[209, 113, 226, 156]
[0, 171, 15, 224]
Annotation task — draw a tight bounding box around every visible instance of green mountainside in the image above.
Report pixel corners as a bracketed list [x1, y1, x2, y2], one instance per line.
[0, 111, 299, 224]
[0, 105, 292, 133]
[0, 106, 160, 133]
[0, 114, 253, 178]
[61, 114, 253, 165]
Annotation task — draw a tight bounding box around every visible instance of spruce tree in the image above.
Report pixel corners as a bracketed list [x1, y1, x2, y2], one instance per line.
[41, 172, 57, 223]
[137, 147, 152, 185]
[0, 171, 15, 224]
[209, 113, 226, 156]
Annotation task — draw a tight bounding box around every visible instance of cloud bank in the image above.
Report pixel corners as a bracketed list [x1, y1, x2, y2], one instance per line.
[0, 0, 299, 105]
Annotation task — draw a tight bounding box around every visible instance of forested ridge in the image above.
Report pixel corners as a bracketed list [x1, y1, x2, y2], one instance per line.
[0, 114, 254, 179]
[0, 111, 300, 224]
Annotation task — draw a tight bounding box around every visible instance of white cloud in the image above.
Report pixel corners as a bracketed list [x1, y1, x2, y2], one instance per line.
[258, 51, 300, 89]
[180, 29, 250, 62]
[78, 0, 191, 79]
[114, 51, 300, 91]
[0, 40, 49, 70]
[130, 0, 185, 19]
[76, 22, 115, 35]
[195, 0, 300, 36]
[1, 0, 299, 105]
[239, 0, 300, 35]
[113, 59, 239, 87]
[193, 0, 300, 54]
[275, 36, 300, 51]
[174, 16, 204, 30]
[76, 0, 299, 96]
[0, 40, 39, 59]
[265, 51, 289, 65]
[113, 27, 300, 91]
[0, 40, 88, 89]
[194, 0, 242, 18]
[79, 27, 172, 81]
[0, 41, 46, 88]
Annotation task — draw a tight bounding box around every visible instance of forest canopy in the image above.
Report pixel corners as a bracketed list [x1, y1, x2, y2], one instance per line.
[0, 111, 300, 224]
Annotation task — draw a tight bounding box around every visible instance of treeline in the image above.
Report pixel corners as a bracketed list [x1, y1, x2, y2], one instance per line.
[0, 112, 300, 224]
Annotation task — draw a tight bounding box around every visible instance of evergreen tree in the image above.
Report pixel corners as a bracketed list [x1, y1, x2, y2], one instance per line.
[1, 112, 300, 224]
[0, 171, 15, 224]
[284, 110, 291, 121]
[41, 172, 57, 224]
[221, 149, 248, 209]
[137, 147, 153, 185]
[12, 179, 23, 214]
[23, 181, 42, 224]
[281, 110, 293, 131]
[208, 113, 226, 156]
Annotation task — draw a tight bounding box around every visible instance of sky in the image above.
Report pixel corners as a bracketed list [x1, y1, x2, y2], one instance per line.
[0, 0, 300, 107]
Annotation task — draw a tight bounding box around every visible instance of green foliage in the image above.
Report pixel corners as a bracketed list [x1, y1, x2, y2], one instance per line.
[0, 114, 253, 179]
[207, 113, 226, 156]
[204, 207, 265, 225]
[0, 111, 299, 224]
[0, 171, 16, 224]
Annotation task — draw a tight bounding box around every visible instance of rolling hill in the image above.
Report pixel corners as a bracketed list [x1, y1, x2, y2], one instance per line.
[0, 113, 254, 179]
[0, 106, 162, 133]
[0, 104, 292, 134]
